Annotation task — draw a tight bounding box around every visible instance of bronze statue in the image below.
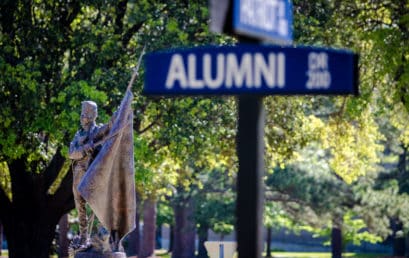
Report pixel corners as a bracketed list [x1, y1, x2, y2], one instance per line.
[68, 72, 143, 258]
[69, 100, 115, 250]
[68, 49, 143, 257]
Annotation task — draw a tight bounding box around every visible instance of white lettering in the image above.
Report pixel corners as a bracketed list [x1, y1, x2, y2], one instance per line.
[277, 53, 285, 88]
[239, 0, 288, 36]
[309, 52, 328, 70]
[306, 71, 331, 89]
[254, 53, 275, 88]
[203, 54, 224, 89]
[306, 52, 331, 89]
[225, 53, 253, 88]
[188, 54, 204, 89]
[165, 54, 187, 89]
[164, 52, 286, 90]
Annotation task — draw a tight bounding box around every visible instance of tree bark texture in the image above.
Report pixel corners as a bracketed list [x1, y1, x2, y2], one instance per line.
[123, 191, 141, 257]
[58, 213, 69, 258]
[156, 224, 162, 249]
[140, 196, 157, 258]
[392, 219, 406, 256]
[172, 198, 195, 258]
[331, 226, 342, 258]
[393, 147, 407, 256]
[0, 221, 3, 256]
[265, 227, 272, 258]
[197, 223, 209, 258]
[168, 224, 174, 253]
[0, 152, 74, 258]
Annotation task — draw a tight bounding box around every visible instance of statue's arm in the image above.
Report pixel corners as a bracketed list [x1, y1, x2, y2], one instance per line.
[96, 110, 118, 138]
[68, 133, 93, 160]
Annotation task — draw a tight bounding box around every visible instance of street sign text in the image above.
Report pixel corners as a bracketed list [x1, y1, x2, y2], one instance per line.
[144, 45, 358, 96]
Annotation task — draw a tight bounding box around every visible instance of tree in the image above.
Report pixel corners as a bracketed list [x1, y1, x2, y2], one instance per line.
[0, 0, 145, 256]
[57, 214, 69, 258]
[139, 195, 157, 258]
[124, 2, 235, 256]
[156, 200, 174, 251]
[0, 221, 3, 256]
[265, 144, 389, 256]
[195, 169, 235, 258]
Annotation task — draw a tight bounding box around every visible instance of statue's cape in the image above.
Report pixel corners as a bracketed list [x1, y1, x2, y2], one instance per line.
[78, 89, 136, 240]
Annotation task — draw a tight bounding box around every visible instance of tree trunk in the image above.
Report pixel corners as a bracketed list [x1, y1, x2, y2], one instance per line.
[265, 227, 272, 258]
[172, 198, 195, 258]
[140, 196, 157, 258]
[392, 219, 405, 256]
[156, 224, 162, 249]
[168, 224, 174, 253]
[3, 212, 62, 258]
[393, 146, 407, 256]
[0, 153, 75, 258]
[0, 221, 3, 256]
[123, 191, 141, 257]
[197, 223, 209, 258]
[331, 226, 342, 258]
[58, 214, 69, 258]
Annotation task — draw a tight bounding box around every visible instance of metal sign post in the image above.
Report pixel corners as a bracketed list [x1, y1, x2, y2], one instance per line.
[236, 95, 265, 258]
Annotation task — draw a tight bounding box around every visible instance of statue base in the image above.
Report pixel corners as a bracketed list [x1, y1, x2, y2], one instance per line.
[74, 252, 126, 258]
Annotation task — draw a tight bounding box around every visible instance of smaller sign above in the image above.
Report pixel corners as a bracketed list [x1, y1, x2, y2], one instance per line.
[233, 0, 293, 43]
[143, 45, 359, 96]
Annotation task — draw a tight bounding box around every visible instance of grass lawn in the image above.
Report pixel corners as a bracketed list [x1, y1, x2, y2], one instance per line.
[270, 253, 387, 258]
[0, 249, 389, 258]
[155, 250, 388, 258]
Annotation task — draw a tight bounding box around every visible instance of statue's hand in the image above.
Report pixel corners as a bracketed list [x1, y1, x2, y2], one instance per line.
[83, 142, 94, 153]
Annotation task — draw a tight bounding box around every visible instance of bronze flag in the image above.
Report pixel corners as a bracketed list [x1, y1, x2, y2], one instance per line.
[78, 89, 136, 240]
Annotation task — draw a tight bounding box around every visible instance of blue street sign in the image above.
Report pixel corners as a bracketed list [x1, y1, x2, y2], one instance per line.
[233, 0, 293, 43]
[143, 44, 358, 96]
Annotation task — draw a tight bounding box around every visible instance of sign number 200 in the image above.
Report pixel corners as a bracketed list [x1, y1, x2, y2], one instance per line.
[306, 70, 331, 89]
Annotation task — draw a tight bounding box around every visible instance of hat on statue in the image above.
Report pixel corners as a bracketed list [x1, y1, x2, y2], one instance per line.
[81, 101, 98, 118]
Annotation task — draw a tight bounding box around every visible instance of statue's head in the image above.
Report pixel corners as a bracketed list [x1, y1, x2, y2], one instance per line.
[80, 101, 97, 130]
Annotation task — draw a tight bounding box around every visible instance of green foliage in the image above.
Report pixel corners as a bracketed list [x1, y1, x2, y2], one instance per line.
[264, 141, 399, 245]
[0, 0, 144, 178]
[320, 109, 384, 183]
[341, 212, 382, 246]
[195, 169, 235, 238]
[212, 222, 234, 238]
[157, 201, 174, 226]
[47, 160, 71, 195]
[0, 162, 12, 201]
[303, 211, 382, 250]
[0, 0, 238, 204]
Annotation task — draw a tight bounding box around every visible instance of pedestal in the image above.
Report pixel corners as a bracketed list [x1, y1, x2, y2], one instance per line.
[74, 252, 126, 258]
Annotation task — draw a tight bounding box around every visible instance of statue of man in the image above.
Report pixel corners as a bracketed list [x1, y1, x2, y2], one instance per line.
[68, 101, 114, 249]
[67, 65, 139, 256]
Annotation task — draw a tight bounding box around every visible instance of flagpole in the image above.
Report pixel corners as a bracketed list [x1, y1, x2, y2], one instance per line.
[127, 45, 146, 92]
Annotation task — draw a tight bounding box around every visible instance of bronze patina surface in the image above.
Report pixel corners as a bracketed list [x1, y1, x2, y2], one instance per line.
[69, 90, 136, 255]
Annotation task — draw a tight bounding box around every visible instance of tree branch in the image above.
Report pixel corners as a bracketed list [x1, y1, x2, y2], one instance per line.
[44, 148, 66, 191]
[122, 21, 144, 48]
[62, 1, 81, 32]
[121, 4, 170, 47]
[138, 116, 161, 135]
[114, 0, 128, 35]
[0, 187, 11, 221]
[48, 166, 75, 215]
